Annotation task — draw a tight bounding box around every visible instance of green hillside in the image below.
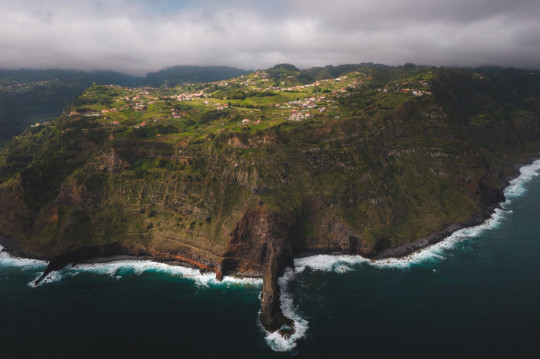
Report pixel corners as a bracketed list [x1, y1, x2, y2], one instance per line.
[0, 66, 249, 147]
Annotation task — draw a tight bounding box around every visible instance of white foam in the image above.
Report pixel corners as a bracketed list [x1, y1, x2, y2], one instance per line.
[6, 159, 540, 352]
[0, 245, 47, 269]
[294, 159, 540, 273]
[294, 207, 509, 272]
[74, 260, 262, 287]
[504, 159, 540, 203]
[272, 160, 540, 352]
[295, 254, 369, 273]
[264, 267, 309, 352]
[26, 259, 262, 288]
[27, 271, 64, 288]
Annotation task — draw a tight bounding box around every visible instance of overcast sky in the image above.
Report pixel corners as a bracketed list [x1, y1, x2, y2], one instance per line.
[1, 0, 539, 75]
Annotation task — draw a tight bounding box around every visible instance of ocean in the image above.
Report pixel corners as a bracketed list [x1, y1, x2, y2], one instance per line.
[2, 160, 540, 358]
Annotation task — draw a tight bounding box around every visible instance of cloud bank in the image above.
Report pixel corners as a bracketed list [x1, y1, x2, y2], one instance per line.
[0, 0, 539, 75]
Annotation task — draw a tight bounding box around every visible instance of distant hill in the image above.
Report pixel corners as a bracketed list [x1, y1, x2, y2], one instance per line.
[0, 70, 141, 147]
[144, 66, 249, 87]
[265, 63, 389, 85]
[0, 69, 140, 86]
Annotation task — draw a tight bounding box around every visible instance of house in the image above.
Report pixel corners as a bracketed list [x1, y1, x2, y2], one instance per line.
[135, 121, 148, 129]
[288, 113, 304, 121]
[242, 119, 250, 124]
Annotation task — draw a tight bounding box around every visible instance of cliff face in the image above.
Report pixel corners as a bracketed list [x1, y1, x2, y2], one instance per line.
[1, 66, 540, 335]
[227, 207, 295, 332]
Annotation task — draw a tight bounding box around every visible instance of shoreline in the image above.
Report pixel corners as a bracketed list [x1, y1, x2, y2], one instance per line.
[2, 157, 540, 278]
[0, 242, 265, 281]
[296, 157, 540, 262]
[373, 204, 497, 260]
[2, 157, 540, 353]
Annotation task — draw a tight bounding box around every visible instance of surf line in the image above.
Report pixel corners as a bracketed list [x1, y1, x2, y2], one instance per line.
[144, 249, 223, 280]
[267, 158, 540, 351]
[33, 247, 224, 286]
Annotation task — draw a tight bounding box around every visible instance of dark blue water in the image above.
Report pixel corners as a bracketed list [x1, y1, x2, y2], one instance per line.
[2, 161, 540, 358]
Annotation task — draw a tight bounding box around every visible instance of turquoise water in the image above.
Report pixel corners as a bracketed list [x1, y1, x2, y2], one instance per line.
[2, 161, 540, 358]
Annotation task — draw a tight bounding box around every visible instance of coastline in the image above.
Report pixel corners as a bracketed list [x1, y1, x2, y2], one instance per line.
[0, 203, 503, 277]
[373, 204, 497, 260]
[295, 157, 540, 262]
[373, 157, 540, 260]
[2, 157, 540, 353]
[2, 157, 540, 276]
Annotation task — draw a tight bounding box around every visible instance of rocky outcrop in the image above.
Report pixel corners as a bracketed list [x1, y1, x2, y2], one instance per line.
[34, 243, 225, 286]
[225, 206, 296, 333]
[88, 149, 129, 173]
[260, 250, 295, 335]
[21, 205, 298, 335]
[34, 243, 134, 285]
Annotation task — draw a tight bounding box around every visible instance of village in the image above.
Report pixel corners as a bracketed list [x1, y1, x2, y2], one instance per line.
[58, 66, 435, 140]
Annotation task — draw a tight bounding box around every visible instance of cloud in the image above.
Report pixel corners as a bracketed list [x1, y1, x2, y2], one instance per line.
[0, 0, 538, 75]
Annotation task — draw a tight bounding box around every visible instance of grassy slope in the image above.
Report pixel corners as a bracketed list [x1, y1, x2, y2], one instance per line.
[0, 67, 248, 149]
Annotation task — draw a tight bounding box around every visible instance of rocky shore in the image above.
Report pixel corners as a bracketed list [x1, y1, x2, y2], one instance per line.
[0, 162, 521, 339]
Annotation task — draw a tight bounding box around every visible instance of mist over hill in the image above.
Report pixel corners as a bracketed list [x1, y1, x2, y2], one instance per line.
[144, 66, 249, 88]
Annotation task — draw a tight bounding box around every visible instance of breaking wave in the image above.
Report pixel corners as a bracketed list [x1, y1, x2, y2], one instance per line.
[28, 270, 64, 287]
[5, 159, 540, 352]
[264, 267, 309, 352]
[503, 159, 540, 204]
[294, 159, 540, 273]
[0, 245, 47, 269]
[295, 208, 508, 272]
[267, 158, 540, 352]
[26, 259, 261, 288]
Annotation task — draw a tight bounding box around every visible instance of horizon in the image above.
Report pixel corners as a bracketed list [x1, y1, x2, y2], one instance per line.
[1, 62, 539, 79]
[1, 0, 539, 75]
